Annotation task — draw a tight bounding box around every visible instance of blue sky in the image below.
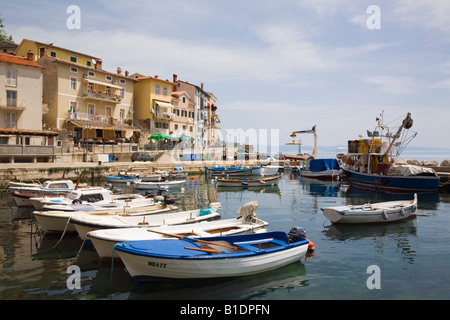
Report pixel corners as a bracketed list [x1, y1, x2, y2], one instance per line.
[2, 1, 450, 153]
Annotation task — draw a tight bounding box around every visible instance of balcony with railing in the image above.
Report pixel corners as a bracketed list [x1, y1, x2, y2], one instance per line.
[82, 90, 122, 104]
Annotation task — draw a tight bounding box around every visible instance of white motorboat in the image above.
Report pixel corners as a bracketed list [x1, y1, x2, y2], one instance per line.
[321, 194, 418, 224]
[28, 187, 151, 210]
[10, 180, 77, 207]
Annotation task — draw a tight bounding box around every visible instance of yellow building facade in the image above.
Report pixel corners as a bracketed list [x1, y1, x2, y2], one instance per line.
[133, 75, 174, 135]
[37, 54, 139, 144]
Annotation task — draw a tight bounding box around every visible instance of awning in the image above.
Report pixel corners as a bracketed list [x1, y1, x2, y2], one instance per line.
[0, 128, 60, 136]
[68, 120, 140, 131]
[84, 78, 123, 89]
[154, 101, 173, 109]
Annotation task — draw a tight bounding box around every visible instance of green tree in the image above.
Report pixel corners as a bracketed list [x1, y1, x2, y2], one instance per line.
[0, 15, 14, 42]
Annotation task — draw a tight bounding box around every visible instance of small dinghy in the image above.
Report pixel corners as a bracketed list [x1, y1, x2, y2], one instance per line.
[70, 205, 222, 239]
[134, 179, 186, 190]
[33, 203, 178, 234]
[115, 227, 314, 281]
[87, 201, 268, 260]
[215, 174, 281, 187]
[321, 194, 418, 224]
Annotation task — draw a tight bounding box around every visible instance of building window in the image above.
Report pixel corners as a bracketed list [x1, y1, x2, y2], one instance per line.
[119, 108, 125, 123]
[86, 61, 92, 67]
[106, 75, 112, 81]
[70, 56, 77, 63]
[5, 112, 16, 128]
[190, 126, 193, 132]
[119, 88, 125, 99]
[182, 97, 186, 103]
[70, 77, 77, 90]
[88, 71, 95, 77]
[174, 124, 178, 130]
[120, 79, 126, 84]
[6, 91, 17, 107]
[87, 104, 95, 120]
[50, 51, 57, 57]
[6, 68, 17, 87]
[155, 85, 160, 95]
[174, 108, 179, 116]
[70, 67, 78, 73]
[163, 86, 167, 96]
[69, 101, 77, 119]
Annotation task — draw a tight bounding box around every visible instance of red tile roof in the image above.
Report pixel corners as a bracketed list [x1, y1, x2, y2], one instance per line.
[0, 52, 42, 68]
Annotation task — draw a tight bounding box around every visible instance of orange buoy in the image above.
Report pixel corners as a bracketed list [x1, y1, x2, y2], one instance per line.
[306, 238, 315, 252]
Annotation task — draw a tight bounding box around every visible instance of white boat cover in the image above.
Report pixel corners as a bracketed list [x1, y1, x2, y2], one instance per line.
[387, 164, 436, 176]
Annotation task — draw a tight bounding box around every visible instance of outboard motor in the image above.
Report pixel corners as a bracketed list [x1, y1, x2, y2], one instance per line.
[163, 194, 176, 205]
[104, 183, 113, 190]
[287, 226, 306, 243]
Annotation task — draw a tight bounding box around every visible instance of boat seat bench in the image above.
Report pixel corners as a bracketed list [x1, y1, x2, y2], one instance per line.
[235, 238, 284, 251]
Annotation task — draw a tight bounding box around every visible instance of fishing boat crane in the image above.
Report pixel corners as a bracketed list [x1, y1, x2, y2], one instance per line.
[291, 125, 317, 159]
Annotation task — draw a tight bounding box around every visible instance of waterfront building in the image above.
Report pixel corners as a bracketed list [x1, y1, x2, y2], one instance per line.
[36, 51, 139, 145]
[133, 74, 174, 137]
[175, 78, 215, 148]
[0, 52, 59, 162]
[171, 89, 195, 140]
[206, 91, 221, 146]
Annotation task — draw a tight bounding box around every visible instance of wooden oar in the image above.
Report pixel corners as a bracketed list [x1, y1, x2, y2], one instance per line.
[184, 247, 222, 254]
[147, 229, 239, 250]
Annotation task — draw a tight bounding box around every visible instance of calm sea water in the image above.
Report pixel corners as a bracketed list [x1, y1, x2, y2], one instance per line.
[1, 173, 449, 301]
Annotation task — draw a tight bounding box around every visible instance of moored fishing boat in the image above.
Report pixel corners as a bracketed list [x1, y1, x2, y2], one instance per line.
[33, 203, 178, 234]
[215, 174, 281, 187]
[321, 193, 418, 224]
[71, 204, 222, 239]
[87, 201, 269, 260]
[300, 158, 341, 181]
[115, 227, 313, 281]
[341, 112, 440, 193]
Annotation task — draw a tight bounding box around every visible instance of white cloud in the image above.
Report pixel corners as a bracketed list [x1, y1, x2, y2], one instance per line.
[364, 75, 416, 94]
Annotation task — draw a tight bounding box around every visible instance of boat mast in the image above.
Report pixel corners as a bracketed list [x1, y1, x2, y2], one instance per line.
[382, 112, 413, 159]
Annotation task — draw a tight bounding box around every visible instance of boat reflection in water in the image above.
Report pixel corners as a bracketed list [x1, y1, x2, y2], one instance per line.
[299, 177, 341, 197]
[127, 262, 309, 300]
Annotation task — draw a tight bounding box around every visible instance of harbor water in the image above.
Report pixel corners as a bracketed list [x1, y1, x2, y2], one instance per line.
[1, 172, 450, 300]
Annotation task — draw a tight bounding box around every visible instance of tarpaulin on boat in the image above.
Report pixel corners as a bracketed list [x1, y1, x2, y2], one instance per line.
[387, 164, 437, 177]
[309, 159, 340, 172]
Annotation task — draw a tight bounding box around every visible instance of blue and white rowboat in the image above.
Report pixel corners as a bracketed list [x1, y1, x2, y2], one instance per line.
[115, 228, 313, 281]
